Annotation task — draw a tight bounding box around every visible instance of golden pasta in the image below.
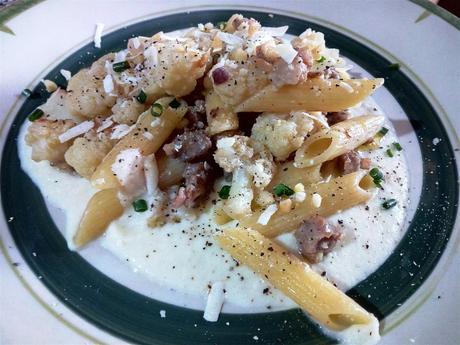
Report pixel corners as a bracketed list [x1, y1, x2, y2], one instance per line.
[235, 78, 384, 113]
[295, 115, 384, 168]
[239, 170, 375, 237]
[90, 97, 187, 189]
[216, 227, 374, 331]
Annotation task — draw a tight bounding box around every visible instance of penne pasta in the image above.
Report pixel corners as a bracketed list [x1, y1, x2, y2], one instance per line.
[74, 188, 124, 247]
[216, 227, 375, 331]
[91, 97, 188, 189]
[205, 90, 239, 135]
[235, 78, 384, 113]
[268, 161, 322, 190]
[239, 170, 375, 237]
[294, 115, 384, 168]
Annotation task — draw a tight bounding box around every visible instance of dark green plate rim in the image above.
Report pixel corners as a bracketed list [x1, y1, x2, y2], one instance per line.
[1, 9, 458, 345]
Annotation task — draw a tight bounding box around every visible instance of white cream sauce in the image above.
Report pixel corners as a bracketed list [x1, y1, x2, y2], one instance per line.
[18, 98, 408, 316]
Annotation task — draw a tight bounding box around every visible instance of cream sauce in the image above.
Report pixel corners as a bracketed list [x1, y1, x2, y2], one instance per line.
[18, 99, 408, 314]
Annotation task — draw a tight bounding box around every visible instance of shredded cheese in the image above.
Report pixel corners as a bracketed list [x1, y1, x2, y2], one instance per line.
[94, 23, 104, 48]
[58, 121, 94, 143]
[96, 116, 113, 132]
[111, 124, 135, 140]
[144, 154, 159, 196]
[257, 204, 278, 225]
[60, 69, 72, 81]
[260, 26, 288, 37]
[203, 282, 225, 322]
[273, 43, 298, 64]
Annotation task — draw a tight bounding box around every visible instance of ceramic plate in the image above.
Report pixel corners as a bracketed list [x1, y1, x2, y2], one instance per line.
[1, 2, 459, 344]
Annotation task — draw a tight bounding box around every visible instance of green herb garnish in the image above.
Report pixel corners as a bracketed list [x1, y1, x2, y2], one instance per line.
[150, 103, 163, 117]
[28, 108, 44, 122]
[273, 183, 294, 197]
[133, 199, 148, 212]
[378, 127, 389, 136]
[369, 167, 384, 187]
[386, 149, 394, 157]
[218, 185, 231, 199]
[216, 21, 227, 31]
[388, 63, 400, 70]
[136, 90, 147, 103]
[22, 89, 32, 97]
[112, 61, 130, 72]
[382, 199, 397, 209]
[317, 56, 326, 63]
[169, 98, 181, 109]
[393, 142, 403, 151]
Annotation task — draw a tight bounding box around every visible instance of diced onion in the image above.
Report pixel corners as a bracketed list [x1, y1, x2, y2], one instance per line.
[58, 120, 94, 143]
[257, 203, 278, 225]
[203, 282, 225, 322]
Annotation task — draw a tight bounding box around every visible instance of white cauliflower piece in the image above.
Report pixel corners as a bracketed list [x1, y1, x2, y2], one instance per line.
[214, 135, 276, 217]
[251, 111, 314, 161]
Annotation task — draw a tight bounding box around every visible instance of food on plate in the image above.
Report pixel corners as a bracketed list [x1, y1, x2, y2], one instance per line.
[19, 14, 409, 345]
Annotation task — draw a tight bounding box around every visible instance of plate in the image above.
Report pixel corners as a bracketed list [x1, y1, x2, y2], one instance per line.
[1, 3, 459, 345]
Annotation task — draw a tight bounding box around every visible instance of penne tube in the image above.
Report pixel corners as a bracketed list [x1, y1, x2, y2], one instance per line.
[216, 227, 375, 331]
[235, 78, 384, 113]
[294, 115, 384, 168]
[157, 153, 186, 190]
[74, 188, 124, 247]
[240, 170, 375, 237]
[205, 90, 239, 135]
[268, 161, 322, 190]
[91, 97, 188, 189]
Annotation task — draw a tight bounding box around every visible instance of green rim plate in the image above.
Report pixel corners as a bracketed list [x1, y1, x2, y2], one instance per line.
[1, 9, 458, 345]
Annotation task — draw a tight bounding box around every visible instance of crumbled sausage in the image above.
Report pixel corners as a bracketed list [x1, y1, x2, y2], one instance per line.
[326, 111, 349, 126]
[336, 150, 361, 175]
[163, 129, 212, 163]
[295, 216, 343, 263]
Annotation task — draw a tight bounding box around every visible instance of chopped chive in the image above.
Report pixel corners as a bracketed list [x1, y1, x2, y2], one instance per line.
[386, 149, 394, 157]
[218, 185, 231, 199]
[273, 183, 294, 197]
[393, 142, 403, 151]
[378, 127, 389, 136]
[382, 199, 397, 209]
[316, 56, 326, 63]
[133, 199, 148, 212]
[369, 167, 384, 187]
[388, 63, 400, 70]
[169, 98, 181, 109]
[112, 61, 130, 72]
[136, 90, 147, 103]
[28, 108, 44, 122]
[216, 21, 227, 30]
[21, 88, 32, 97]
[150, 103, 163, 117]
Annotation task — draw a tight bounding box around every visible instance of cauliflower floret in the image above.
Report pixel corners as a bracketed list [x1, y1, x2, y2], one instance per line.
[111, 98, 146, 125]
[139, 38, 210, 97]
[214, 135, 275, 217]
[251, 112, 314, 161]
[26, 119, 76, 166]
[64, 130, 114, 179]
[65, 55, 117, 119]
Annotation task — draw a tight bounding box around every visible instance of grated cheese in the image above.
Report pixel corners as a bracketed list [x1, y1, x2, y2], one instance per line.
[217, 31, 244, 46]
[144, 45, 158, 68]
[111, 124, 135, 140]
[203, 281, 225, 322]
[58, 121, 94, 143]
[60, 69, 72, 81]
[94, 23, 104, 48]
[96, 116, 113, 133]
[273, 43, 298, 64]
[103, 75, 114, 94]
[260, 26, 288, 37]
[257, 204, 278, 225]
[144, 154, 159, 196]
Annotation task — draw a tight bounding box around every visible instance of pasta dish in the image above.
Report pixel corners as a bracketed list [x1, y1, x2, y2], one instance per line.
[19, 14, 409, 344]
